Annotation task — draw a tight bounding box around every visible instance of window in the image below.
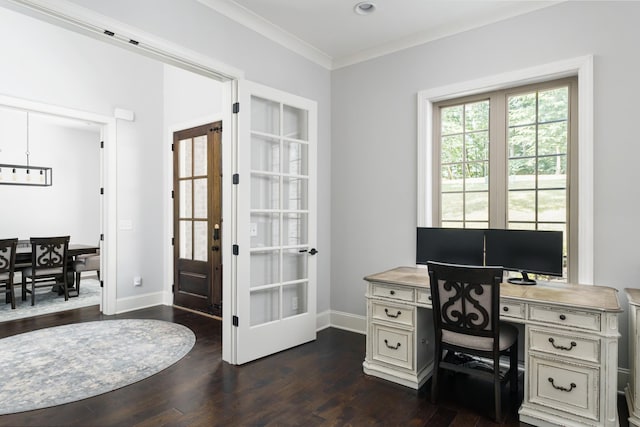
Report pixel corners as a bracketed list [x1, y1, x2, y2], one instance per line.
[432, 78, 577, 280]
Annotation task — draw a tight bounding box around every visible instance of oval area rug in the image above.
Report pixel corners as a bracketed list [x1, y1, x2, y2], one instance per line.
[0, 319, 196, 415]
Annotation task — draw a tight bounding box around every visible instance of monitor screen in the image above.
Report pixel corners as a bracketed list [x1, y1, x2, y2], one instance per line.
[416, 227, 485, 266]
[484, 229, 563, 284]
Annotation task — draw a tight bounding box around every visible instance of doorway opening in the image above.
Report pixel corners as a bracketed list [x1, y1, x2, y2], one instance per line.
[172, 122, 223, 317]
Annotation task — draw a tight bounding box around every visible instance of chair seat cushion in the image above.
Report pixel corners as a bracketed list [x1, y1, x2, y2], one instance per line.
[73, 255, 100, 272]
[442, 322, 518, 352]
[22, 267, 64, 278]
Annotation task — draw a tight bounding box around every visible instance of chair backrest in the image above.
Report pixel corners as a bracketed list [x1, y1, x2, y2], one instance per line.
[0, 238, 18, 276]
[30, 236, 70, 272]
[427, 261, 504, 349]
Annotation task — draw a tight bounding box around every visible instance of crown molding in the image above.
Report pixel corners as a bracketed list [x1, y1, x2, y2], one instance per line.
[2, 0, 244, 80]
[196, 0, 333, 70]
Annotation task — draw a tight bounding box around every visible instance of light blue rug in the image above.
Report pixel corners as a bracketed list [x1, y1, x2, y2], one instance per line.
[0, 277, 101, 323]
[0, 319, 196, 414]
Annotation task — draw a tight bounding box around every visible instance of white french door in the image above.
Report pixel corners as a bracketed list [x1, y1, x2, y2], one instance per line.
[232, 80, 318, 364]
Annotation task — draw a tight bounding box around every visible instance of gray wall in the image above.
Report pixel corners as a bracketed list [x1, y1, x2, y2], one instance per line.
[0, 6, 165, 300]
[19, 0, 333, 312]
[0, 110, 100, 244]
[331, 1, 640, 368]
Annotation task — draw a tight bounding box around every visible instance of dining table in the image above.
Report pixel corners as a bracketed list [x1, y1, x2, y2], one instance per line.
[15, 241, 100, 294]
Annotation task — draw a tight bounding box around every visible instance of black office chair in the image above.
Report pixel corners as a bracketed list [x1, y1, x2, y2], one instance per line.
[21, 236, 70, 306]
[427, 261, 518, 422]
[0, 238, 18, 309]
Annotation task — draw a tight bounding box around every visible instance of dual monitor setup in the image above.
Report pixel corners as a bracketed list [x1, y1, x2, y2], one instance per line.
[416, 227, 564, 285]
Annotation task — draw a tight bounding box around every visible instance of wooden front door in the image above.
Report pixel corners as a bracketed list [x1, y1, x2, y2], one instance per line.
[173, 122, 222, 316]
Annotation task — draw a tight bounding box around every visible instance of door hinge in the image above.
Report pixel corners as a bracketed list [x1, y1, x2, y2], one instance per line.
[104, 29, 115, 37]
[100, 234, 104, 241]
[171, 190, 174, 199]
[232, 315, 239, 327]
[100, 141, 104, 149]
[172, 237, 175, 246]
[233, 102, 240, 114]
[172, 284, 175, 293]
[211, 126, 222, 133]
[232, 174, 239, 185]
[171, 143, 174, 151]
[100, 280, 104, 288]
[232, 244, 239, 256]
[100, 187, 104, 195]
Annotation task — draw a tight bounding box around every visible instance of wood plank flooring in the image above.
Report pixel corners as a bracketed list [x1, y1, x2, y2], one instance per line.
[0, 306, 629, 426]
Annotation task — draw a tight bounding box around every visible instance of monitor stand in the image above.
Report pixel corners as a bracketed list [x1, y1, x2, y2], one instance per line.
[507, 271, 536, 286]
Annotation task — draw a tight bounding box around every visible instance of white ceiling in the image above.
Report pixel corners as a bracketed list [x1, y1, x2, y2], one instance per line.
[197, 0, 560, 69]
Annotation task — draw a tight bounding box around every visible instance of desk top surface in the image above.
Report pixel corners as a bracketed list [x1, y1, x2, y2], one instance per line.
[365, 266, 622, 313]
[625, 288, 640, 306]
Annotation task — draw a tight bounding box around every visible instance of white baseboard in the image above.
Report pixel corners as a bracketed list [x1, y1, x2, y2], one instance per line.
[316, 309, 331, 331]
[328, 310, 366, 334]
[115, 291, 166, 314]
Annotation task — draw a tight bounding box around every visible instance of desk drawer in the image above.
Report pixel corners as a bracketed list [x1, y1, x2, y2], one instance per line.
[371, 301, 414, 327]
[528, 355, 599, 422]
[529, 305, 601, 331]
[371, 283, 414, 302]
[372, 324, 413, 370]
[529, 327, 600, 363]
[500, 301, 525, 320]
[416, 289, 432, 306]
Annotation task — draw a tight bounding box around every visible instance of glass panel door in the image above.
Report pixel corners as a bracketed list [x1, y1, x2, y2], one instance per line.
[234, 80, 317, 364]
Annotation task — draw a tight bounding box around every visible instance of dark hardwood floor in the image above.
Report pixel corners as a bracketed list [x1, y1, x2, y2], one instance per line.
[0, 306, 629, 426]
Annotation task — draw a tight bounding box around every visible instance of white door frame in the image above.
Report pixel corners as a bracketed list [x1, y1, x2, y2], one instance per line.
[0, 94, 117, 314]
[2, 0, 244, 359]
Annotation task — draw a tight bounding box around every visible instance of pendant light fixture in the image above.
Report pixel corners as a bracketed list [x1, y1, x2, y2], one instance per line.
[0, 111, 52, 186]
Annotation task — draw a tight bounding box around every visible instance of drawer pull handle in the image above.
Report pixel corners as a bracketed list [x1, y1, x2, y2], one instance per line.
[384, 339, 401, 350]
[503, 306, 509, 312]
[428, 296, 432, 301]
[384, 308, 402, 318]
[548, 337, 577, 351]
[548, 377, 576, 392]
[390, 290, 396, 296]
[559, 314, 567, 320]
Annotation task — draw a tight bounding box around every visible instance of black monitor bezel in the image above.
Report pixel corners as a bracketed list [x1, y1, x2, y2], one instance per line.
[484, 228, 564, 277]
[416, 227, 485, 266]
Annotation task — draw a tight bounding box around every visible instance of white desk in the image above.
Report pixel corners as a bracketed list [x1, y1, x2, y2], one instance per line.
[363, 266, 621, 427]
[625, 288, 640, 426]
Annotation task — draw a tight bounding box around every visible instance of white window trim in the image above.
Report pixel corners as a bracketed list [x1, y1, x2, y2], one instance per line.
[417, 55, 594, 285]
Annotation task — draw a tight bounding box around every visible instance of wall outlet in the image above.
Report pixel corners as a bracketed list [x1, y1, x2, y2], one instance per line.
[133, 276, 142, 287]
[291, 296, 298, 311]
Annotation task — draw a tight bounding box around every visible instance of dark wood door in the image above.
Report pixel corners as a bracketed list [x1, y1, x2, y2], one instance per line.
[173, 122, 222, 316]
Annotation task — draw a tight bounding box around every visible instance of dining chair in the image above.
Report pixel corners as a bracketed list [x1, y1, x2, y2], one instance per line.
[21, 236, 70, 306]
[71, 251, 100, 297]
[0, 238, 19, 309]
[427, 261, 518, 422]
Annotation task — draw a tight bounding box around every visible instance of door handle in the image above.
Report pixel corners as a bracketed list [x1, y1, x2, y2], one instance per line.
[298, 248, 318, 255]
[213, 224, 220, 241]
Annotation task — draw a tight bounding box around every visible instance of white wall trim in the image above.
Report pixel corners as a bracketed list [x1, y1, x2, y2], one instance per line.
[2, 0, 244, 81]
[195, 0, 332, 70]
[115, 291, 166, 314]
[316, 309, 331, 331]
[329, 310, 366, 335]
[417, 55, 594, 285]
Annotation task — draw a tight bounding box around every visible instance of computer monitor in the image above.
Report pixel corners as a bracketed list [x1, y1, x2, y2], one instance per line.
[416, 227, 485, 266]
[484, 229, 563, 285]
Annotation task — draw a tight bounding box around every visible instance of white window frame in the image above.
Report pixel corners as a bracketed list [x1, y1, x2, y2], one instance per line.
[417, 55, 594, 285]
